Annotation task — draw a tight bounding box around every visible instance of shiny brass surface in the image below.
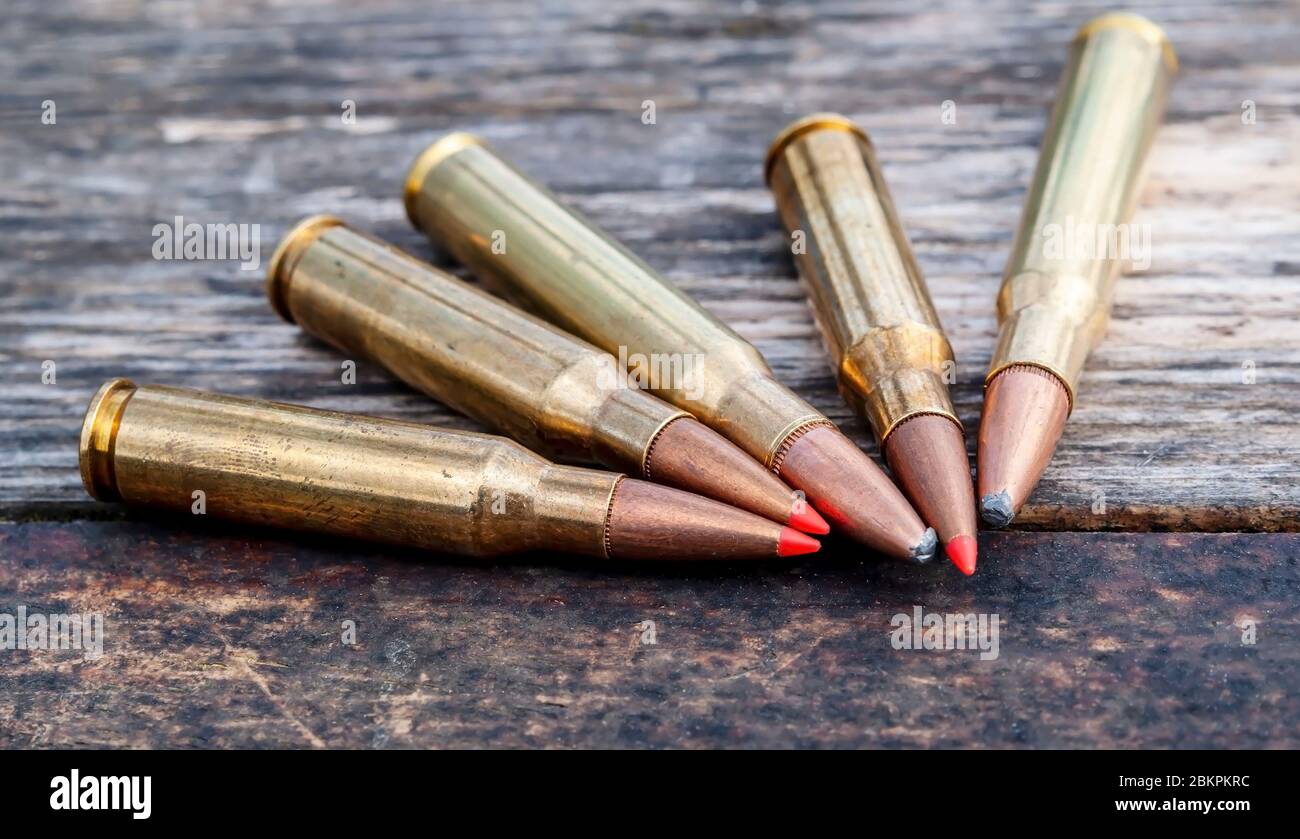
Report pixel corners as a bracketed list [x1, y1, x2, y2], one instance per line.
[766, 112, 959, 445]
[988, 12, 1176, 406]
[267, 216, 687, 476]
[79, 379, 619, 557]
[403, 135, 825, 469]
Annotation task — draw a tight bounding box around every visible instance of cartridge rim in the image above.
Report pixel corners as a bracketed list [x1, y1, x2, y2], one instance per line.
[265, 214, 345, 323]
[78, 378, 138, 502]
[764, 113, 871, 185]
[403, 132, 487, 228]
[1074, 12, 1177, 72]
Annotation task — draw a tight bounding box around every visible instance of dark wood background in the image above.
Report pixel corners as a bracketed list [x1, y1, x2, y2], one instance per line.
[4, 523, 1296, 749]
[1, 0, 1297, 747]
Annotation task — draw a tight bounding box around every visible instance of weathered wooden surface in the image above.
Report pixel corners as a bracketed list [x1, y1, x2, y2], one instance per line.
[0, 0, 1297, 752]
[0, 522, 1294, 748]
[0, 0, 1297, 529]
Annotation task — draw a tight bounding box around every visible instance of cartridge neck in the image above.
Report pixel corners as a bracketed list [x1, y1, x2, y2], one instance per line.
[587, 390, 689, 477]
[530, 466, 623, 558]
[988, 271, 1103, 407]
[835, 324, 960, 443]
[851, 366, 962, 446]
[712, 372, 827, 469]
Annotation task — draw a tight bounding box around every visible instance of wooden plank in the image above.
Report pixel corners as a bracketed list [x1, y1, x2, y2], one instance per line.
[0, 522, 1294, 748]
[1, 0, 1297, 529]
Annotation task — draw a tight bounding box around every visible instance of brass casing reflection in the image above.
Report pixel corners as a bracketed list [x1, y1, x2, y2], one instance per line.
[266, 217, 687, 476]
[989, 12, 1176, 407]
[78, 379, 618, 557]
[766, 113, 959, 445]
[403, 136, 826, 468]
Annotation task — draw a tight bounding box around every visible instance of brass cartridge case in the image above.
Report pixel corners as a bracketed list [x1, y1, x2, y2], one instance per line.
[78, 379, 619, 557]
[766, 113, 959, 446]
[989, 12, 1176, 406]
[403, 135, 826, 469]
[266, 216, 687, 476]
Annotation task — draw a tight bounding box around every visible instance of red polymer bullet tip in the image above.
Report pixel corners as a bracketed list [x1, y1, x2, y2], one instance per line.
[778, 527, 822, 557]
[788, 504, 831, 535]
[945, 535, 978, 576]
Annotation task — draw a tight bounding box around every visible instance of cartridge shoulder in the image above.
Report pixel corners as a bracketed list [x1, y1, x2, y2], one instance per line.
[997, 270, 1110, 323]
[841, 322, 955, 378]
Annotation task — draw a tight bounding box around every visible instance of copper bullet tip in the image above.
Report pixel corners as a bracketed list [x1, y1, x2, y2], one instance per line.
[775, 424, 931, 563]
[884, 413, 978, 573]
[979, 490, 1015, 529]
[977, 364, 1071, 528]
[645, 416, 819, 531]
[606, 478, 820, 561]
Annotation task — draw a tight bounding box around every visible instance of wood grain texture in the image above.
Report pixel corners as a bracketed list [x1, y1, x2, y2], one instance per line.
[0, 0, 1297, 530]
[0, 522, 1295, 748]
